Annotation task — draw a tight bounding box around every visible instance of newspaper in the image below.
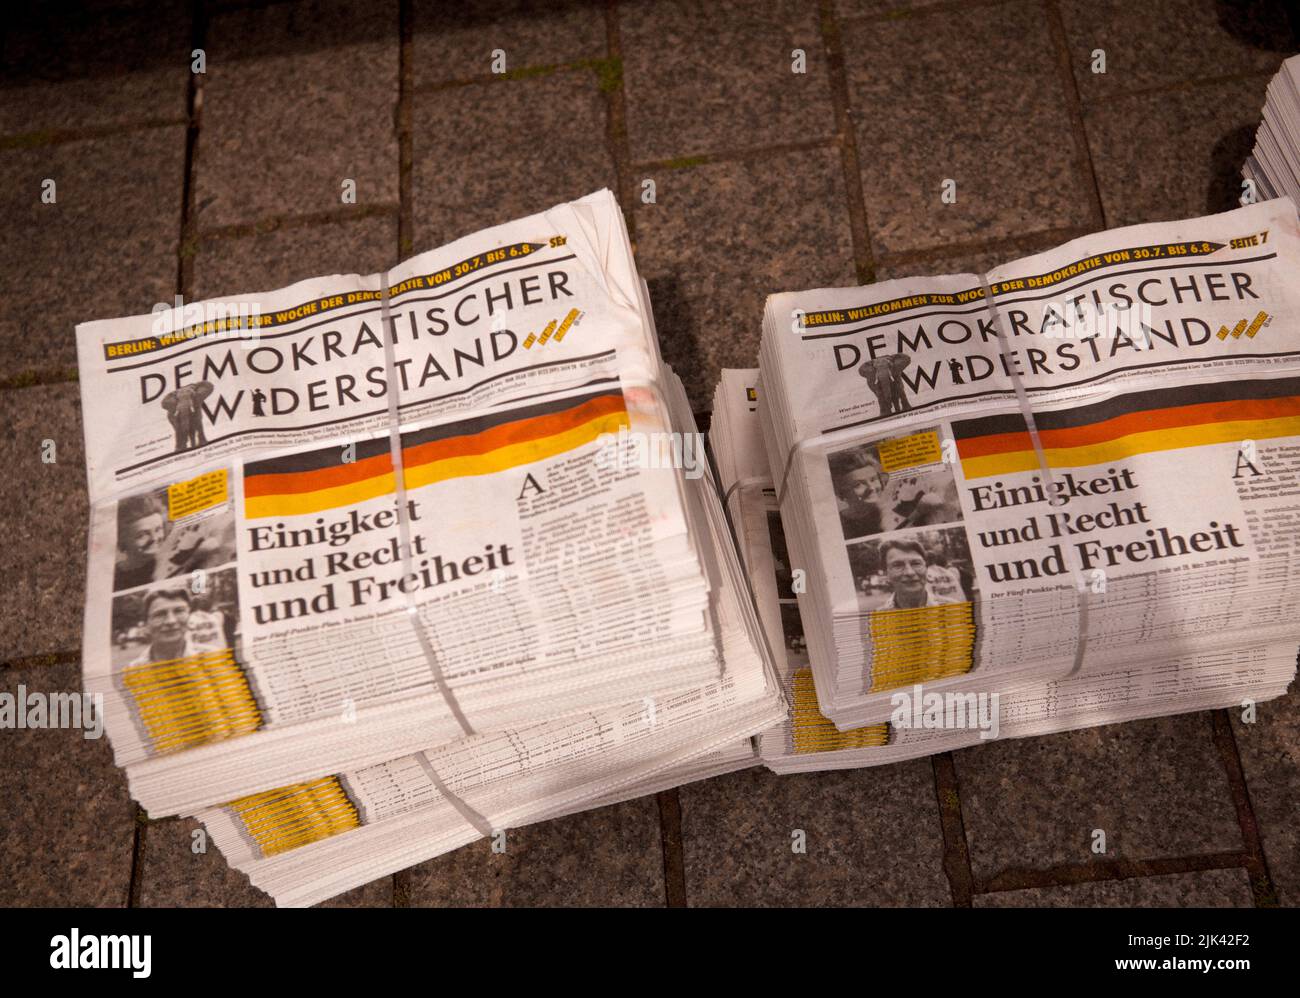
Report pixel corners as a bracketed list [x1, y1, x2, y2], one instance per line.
[758, 199, 1300, 728]
[188, 367, 782, 907]
[75, 190, 724, 815]
[712, 370, 1295, 772]
[1244, 54, 1300, 208]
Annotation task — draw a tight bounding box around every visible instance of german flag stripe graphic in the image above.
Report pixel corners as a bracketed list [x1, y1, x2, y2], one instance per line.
[952, 378, 1300, 480]
[243, 388, 629, 518]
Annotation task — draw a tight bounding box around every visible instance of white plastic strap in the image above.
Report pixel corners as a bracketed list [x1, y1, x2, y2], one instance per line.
[417, 752, 495, 838]
[723, 475, 772, 512]
[769, 273, 1092, 679]
[377, 273, 477, 738]
[976, 272, 1091, 678]
[378, 270, 493, 836]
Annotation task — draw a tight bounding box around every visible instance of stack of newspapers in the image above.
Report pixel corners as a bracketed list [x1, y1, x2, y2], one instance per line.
[713, 369, 1297, 772]
[751, 198, 1300, 739]
[1244, 53, 1300, 208]
[75, 186, 1300, 904]
[75, 190, 783, 905]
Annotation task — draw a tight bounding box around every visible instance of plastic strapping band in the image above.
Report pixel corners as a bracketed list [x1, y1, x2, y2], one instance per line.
[723, 476, 772, 511]
[776, 424, 868, 508]
[417, 751, 495, 838]
[378, 270, 477, 738]
[770, 276, 1092, 680]
[378, 270, 494, 838]
[976, 271, 1091, 678]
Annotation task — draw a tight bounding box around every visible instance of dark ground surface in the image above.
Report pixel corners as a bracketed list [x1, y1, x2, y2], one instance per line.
[1, 0, 1297, 907]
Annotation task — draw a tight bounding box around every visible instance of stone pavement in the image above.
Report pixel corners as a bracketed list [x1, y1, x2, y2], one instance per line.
[1, 0, 1297, 907]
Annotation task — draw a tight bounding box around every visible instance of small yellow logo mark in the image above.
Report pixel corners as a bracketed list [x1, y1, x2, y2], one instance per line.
[524, 309, 581, 348]
[1217, 310, 1270, 339]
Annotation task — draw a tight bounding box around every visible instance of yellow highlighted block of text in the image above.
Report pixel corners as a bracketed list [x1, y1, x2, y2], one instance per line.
[877, 430, 942, 472]
[168, 469, 229, 520]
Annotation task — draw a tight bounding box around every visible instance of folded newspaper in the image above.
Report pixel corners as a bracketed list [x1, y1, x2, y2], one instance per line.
[192, 367, 783, 907]
[712, 370, 1297, 771]
[756, 198, 1300, 731]
[74, 190, 780, 823]
[74, 186, 1300, 904]
[1244, 54, 1300, 209]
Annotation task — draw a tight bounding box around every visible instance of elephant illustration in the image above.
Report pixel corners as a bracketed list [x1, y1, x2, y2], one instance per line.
[161, 382, 214, 452]
[857, 354, 912, 415]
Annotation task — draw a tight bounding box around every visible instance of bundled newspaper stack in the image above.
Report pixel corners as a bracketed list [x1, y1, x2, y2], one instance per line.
[189, 367, 782, 906]
[75, 189, 784, 904]
[754, 199, 1300, 734]
[713, 370, 1297, 772]
[1244, 53, 1300, 208]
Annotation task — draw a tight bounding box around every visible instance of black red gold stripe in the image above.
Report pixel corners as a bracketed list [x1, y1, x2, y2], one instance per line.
[244, 388, 628, 517]
[952, 378, 1300, 479]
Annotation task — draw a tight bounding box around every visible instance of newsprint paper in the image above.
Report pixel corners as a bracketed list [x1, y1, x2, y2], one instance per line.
[75, 190, 726, 816]
[712, 370, 1295, 773]
[759, 198, 1300, 730]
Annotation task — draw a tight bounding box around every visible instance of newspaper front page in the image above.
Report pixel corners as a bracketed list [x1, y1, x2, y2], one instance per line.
[713, 370, 1295, 771]
[761, 199, 1300, 723]
[185, 367, 782, 907]
[75, 190, 718, 810]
